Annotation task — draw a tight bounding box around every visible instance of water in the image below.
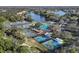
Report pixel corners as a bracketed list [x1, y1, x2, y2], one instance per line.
[23, 12, 46, 38]
[28, 11, 65, 22]
[28, 12, 45, 22]
[54, 10, 66, 16]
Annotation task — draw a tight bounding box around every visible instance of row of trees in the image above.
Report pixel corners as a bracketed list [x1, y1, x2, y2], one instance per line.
[0, 16, 7, 30]
[4, 28, 48, 53]
[0, 30, 14, 53]
[0, 8, 31, 22]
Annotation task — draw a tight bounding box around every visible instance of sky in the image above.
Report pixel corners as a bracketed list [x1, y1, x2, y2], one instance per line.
[0, 0, 79, 6]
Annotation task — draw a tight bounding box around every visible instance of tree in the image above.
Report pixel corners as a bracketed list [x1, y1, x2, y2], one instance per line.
[69, 48, 78, 53]
[0, 46, 4, 53]
[24, 15, 32, 22]
[4, 38, 13, 50]
[61, 31, 72, 39]
[0, 31, 5, 50]
[30, 47, 40, 53]
[77, 19, 79, 25]
[0, 30, 14, 52]
[16, 46, 31, 53]
[60, 31, 73, 45]
[9, 16, 16, 22]
[0, 24, 3, 30]
[0, 37, 13, 51]
[52, 24, 61, 37]
[0, 16, 7, 29]
[0, 16, 6, 23]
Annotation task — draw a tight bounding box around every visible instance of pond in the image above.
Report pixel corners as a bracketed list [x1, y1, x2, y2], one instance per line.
[54, 10, 66, 16]
[28, 12, 45, 22]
